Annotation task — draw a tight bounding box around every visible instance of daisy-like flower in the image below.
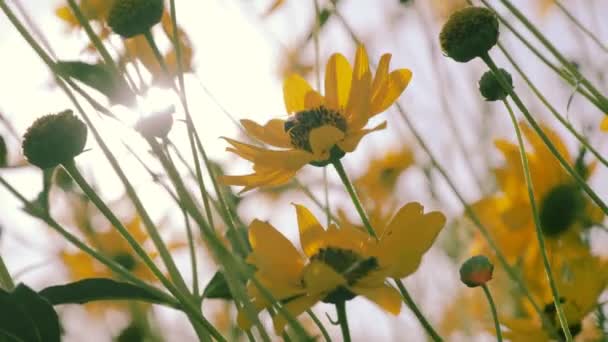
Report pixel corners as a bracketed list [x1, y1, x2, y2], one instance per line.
[355, 148, 414, 205]
[221, 45, 412, 191]
[238, 202, 445, 333]
[471, 122, 603, 261]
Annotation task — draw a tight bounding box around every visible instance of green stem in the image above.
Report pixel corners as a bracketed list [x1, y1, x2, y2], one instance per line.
[332, 160, 377, 239]
[500, 98, 571, 341]
[0, 254, 14, 291]
[482, 284, 502, 342]
[395, 279, 443, 342]
[554, 0, 608, 54]
[335, 301, 351, 342]
[481, 54, 608, 217]
[307, 309, 332, 342]
[497, 42, 608, 168]
[183, 208, 199, 297]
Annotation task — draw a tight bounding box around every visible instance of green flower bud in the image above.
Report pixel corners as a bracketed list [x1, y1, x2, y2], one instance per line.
[479, 68, 513, 101]
[459, 255, 494, 287]
[439, 7, 499, 63]
[22, 110, 87, 169]
[135, 110, 173, 138]
[0, 135, 7, 167]
[108, 0, 164, 38]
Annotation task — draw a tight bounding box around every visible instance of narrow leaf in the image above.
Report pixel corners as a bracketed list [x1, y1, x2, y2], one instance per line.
[203, 271, 233, 300]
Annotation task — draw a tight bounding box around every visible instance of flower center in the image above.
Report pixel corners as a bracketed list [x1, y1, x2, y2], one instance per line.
[284, 107, 347, 153]
[539, 184, 582, 237]
[543, 299, 582, 340]
[112, 252, 137, 271]
[309, 247, 378, 304]
[380, 167, 399, 187]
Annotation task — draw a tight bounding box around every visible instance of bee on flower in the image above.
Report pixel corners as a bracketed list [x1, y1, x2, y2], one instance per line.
[221, 45, 412, 191]
[238, 202, 445, 333]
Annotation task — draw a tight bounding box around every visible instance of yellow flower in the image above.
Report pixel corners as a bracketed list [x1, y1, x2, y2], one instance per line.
[355, 148, 414, 205]
[471, 122, 603, 261]
[221, 45, 412, 191]
[502, 250, 608, 341]
[238, 202, 444, 333]
[601, 116, 608, 132]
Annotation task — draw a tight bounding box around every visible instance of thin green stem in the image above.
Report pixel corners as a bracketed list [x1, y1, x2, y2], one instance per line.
[307, 309, 332, 342]
[497, 42, 608, 168]
[481, 54, 607, 217]
[335, 301, 351, 342]
[500, 98, 571, 341]
[395, 279, 443, 342]
[0, 254, 14, 291]
[482, 284, 502, 342]
[183, 208, 199, 297]
[554, 0, 608, 54]
[332, 160, 377, 239]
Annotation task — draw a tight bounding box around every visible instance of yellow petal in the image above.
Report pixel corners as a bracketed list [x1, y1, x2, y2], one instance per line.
[350, 283, 402, 315]
[304, 91, 325, 109]
[308, 125, 345, 160]
[325, 53, 352, 111]
[223, 137, 312, 170]
[601, 116, 608, 131]
[236, 297, 267, 330]
[371, 54, 391, 98]
[338, 121, 387, 153]
[241, 119, 291, 148]
[272, 294, 321, 334]
[248, 219, 305, 284]
[303, 261, 346, 294]
[375, 202, 446, 278]
[346, 45, 372, 131]
[283, 74, 319, 113]
[294, 204, 326, 257]
[220, 169, 296, 192]
[370, 68, 412, 116]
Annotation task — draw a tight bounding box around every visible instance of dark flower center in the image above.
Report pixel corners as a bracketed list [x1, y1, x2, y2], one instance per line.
[379, 167, 400, 187]
[284, 107, 347, 153]
[543, 298, 582, 340]
[308, 247, 378, 304]
[539, 184, 583, 237]
[113, 252, 137, 271]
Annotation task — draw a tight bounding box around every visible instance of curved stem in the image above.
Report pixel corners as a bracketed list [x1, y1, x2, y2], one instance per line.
[307, 309, 332, 342]
[500, 98, 571, 341]
[332, 160, 377, 239]
[482, 284, 502, 342]
[395, 279, 443, 342]
[335, 301, 351, 342]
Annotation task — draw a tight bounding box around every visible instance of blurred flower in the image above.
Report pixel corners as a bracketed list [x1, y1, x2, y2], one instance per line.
[470, 122, 604, 261]
[277, 45, 314, 80]
[601, 116, 608, 132]
[355, 148, 414, 205]
[221, 45, 412, 191]
[238, 202, 444, 333]
[262, 0, 285, 17]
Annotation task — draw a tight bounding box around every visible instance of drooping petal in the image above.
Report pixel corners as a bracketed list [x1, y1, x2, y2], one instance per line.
[272, 294, 322, 334]
[223, 137, 312, 170]
[308, 125, 345, 160]
[248, 219, 305, 284]
[294, 204, 326, 257]
[374, 202, 446, 278]
[370, 68, 412, 116]
[338, 121, 387, 153]
[350, 283, 402, 315]
[283, 74, 320, 113]
[241, 119, 291, 148]
[220, 169, 297, 192]
[325, 53, 353, 111]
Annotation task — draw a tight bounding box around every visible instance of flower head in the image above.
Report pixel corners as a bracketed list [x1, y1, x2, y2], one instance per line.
[479, 68, 513, 101]
[459, 255, 494, 287]
[22, 110, 87, 169]
[107, 0, 164, 38]
[221, 45, 412, 191]
[355, 148, 414, 205]
[238, 202, 444, 333]
[439, 7, 499, 62]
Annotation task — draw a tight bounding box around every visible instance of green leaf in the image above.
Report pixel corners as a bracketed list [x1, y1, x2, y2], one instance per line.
[39, 278, 172, 306]
[0, 284, 61, 342]
[203, 271, 233, 300]
[55, 61, 134, 106]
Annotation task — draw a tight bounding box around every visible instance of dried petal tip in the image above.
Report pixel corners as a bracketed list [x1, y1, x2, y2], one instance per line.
[135, 110, 174, 139]
[479, 68, 512, 101]
[108, 0, 164, 38]
[22, 110, 87, 169]
[439, 7, 499, 63]
[459, 255, 493, 287]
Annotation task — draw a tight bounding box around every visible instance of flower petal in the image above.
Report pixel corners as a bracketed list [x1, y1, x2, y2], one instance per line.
[325, 53, 352, 111]
[272, 294, 322, 334]
[308, 125, 345, 160]
[283, 74, 320, 113]
[350, 283, 402, 315]
[220, 169, 297, 192]
[248, 219, 305, 284]
[601, 116, 608, 131]
[371, 54, 391, 97]
[370, 68, 412, 116]
[294, 204, 326, 257]
[338, 121, 387, 153]
[346, 45, 372, 131]
[241, 119, 291, 148]
[303, 261, 346, 294]
[223, 137, 312, 170]
[374, 202, 446, 278]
